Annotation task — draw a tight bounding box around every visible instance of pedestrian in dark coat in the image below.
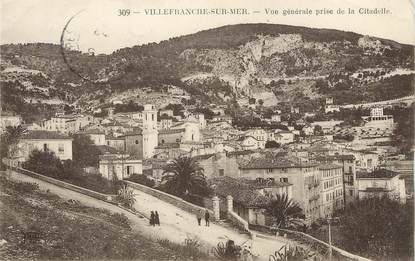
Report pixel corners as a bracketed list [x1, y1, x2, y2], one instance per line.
[150, 211, 156, 226]
[155, 211, 160, 226]
[205, 209, 210, 226]
[197, 210, 203, 226]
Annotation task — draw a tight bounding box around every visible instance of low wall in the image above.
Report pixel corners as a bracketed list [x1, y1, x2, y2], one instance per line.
[249, 224, 371, 261]
[5, 165, 115, 202]
[228, 211, 250, 232]
[124, 180, 215, 219]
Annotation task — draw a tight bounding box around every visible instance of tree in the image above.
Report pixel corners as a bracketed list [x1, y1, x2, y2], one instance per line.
[72, 134, 101, 167]
[314, 125, 323, 136]
[392, 105, 414, 155]
[1, 125, 27, 169]
[265, 140, 280, 148]
[23, 149, 66, 178]
[116, 184, 137, 209]
[265, 193, 303, 229]
[161, 157, 210, 198]
[338, 196, 413, 260]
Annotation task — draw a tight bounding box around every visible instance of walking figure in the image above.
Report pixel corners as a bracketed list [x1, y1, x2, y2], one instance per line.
[197, 210, 203, 226]
[205, 209, 210, 226]
[155, 211, 160, 226]
[150, 211, 156, 227]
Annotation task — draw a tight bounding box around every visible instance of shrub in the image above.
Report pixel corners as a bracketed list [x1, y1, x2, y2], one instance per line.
[157, 236, 207, 260]
[108, 213, 131, 230]
[116, 185, 136, 209]
[213, 240, 241, 260]
[13, 181, 39, 194]
[126, 174, 155, 188]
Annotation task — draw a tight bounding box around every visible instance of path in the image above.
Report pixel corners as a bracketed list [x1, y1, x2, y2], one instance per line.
[4, 170, 286, 260]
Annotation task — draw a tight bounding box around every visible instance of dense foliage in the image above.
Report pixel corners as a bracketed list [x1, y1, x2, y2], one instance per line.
[161, 157, 210, 198]
[265, 193, 304, 229]
[0, 176, 196, 260]
[23, 150, 117, 194]
[390, 104, 415, 155]
[71, 134, 101, 167]
[126, 174, 155, 188]
[338, 197, 413, 260]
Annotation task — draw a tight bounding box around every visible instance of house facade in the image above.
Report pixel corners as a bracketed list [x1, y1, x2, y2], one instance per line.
[319, 164, 344, 218]
[356, 169, 406, 203]
[98, 154, 142, 180]
[239, 157, 321, 223]
[17, 131, 73, 163]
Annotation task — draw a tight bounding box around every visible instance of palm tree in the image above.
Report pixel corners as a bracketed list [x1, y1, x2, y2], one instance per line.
[1, 125, 27, 168]
[161, 156, 209, 198]
[265, 193, 304, 229]
[117, 184, 137, 209]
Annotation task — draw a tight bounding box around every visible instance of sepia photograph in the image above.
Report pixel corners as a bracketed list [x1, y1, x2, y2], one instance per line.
[0, 0, 414, 260]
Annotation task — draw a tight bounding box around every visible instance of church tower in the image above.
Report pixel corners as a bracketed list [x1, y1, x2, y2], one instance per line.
[142, 104, 158, 159]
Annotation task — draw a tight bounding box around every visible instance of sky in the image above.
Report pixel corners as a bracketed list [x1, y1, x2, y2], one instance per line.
[1, 0, 414, 54]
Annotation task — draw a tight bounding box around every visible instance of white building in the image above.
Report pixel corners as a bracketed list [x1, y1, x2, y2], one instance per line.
[356, 169, 406, 203]
[142, 104, 158, 159]
[81, 129, 106, 146]
[188, 113, 206, 129]
[319, 164, 344, 218]
[271, 114, 281, 123]
[17, 130, 73, 163]
[0, 112, 22, 132]
[159, 119, 173, 130]
[362, 107, 394, 129]
[274, 130, 295, 144]
[98, 153, 142, 180]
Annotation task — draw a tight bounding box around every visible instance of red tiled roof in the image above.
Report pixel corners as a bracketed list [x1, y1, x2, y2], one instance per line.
[158, 128, 185, 134]
[318, 163, 342, 170]
[209, 177, 271, 208]
[241, 157, 316, 170]
[357, 169, 399, 179]
[193, 154, 215, 161]
[22, 131, 71, 140]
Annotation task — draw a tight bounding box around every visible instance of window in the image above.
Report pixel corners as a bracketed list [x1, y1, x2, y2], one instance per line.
[219, 169, 224, 176]
[267, 169, 273, 173]
[135, 140, 139, 144]
[58, 144, 64, 154]
[161, 139, 165, 144]
[126, 166, 132, 175]
[43, 143, 48, 152]
[280, 177, 288, 183]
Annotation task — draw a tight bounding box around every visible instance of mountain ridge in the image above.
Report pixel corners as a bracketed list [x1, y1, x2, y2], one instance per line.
[1, 23, 414, 116]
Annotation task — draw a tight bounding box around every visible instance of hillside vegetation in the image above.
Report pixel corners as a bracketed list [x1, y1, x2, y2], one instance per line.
[1, 23, 413, 113]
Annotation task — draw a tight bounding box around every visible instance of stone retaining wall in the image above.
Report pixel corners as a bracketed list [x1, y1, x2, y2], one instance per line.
[123, 180, 216, 219]
[5, 165, 115, 202]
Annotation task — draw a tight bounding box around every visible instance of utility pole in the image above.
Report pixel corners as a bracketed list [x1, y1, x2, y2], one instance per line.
[327, 216, 340, 260]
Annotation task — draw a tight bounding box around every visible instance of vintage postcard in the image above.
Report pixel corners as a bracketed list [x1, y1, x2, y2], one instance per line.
[0, 0, 414, 260]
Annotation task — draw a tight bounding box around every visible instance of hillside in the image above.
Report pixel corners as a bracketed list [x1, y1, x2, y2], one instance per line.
[0, 176, 207, 260]
[1, 23, 414, 113]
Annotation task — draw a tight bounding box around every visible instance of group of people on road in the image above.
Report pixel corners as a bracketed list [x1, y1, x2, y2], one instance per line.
[196, 209, 210, 226]
[150, 211, 160, 226]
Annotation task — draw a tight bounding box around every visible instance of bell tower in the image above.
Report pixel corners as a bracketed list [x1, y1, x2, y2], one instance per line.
[142, 104, 158, 159]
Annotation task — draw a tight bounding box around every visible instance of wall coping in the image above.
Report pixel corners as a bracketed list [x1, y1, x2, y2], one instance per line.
[4, 164, 116, 201]
[251, 224, 372, 261]
[123, 180, 215, 217]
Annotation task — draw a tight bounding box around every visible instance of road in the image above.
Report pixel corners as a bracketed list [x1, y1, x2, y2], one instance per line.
[4, 170, 287, 260]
